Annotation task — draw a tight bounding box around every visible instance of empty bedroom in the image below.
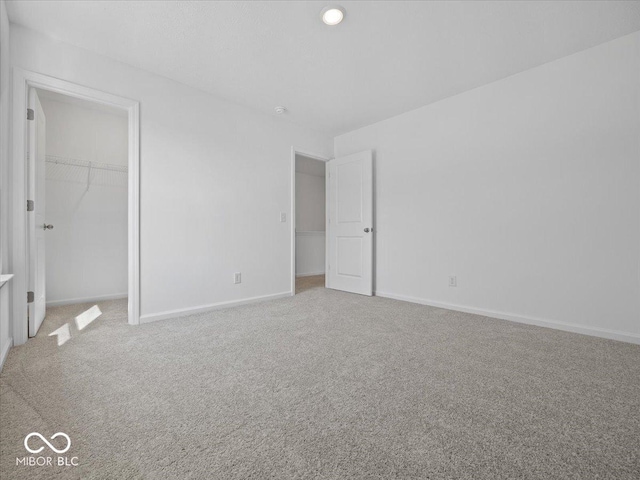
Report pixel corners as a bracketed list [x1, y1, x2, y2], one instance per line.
[0, 1, 638, 479]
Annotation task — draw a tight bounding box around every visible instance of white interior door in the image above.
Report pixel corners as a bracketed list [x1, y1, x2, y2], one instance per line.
[327, 150, 373, 296]
[27, 88, 47, 337]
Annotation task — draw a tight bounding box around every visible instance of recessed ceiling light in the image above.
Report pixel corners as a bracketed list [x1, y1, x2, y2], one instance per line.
[275, 106, 286, 114]
[321, 6, 345, 26]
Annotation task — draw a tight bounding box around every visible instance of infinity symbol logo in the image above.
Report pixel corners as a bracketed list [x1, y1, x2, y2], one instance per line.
[24, 432, 71, 454]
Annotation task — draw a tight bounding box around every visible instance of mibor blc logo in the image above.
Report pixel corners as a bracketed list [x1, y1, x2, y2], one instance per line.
[16, 432, 79, 467]
[24, 432, 71, 454]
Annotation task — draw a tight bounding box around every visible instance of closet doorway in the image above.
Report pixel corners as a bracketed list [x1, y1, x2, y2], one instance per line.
[292, 151, 329, 294]
[27, 88, 129, 337]
[12, 70, 140, 346]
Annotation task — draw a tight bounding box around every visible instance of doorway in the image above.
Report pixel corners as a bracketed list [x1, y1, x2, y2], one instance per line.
[291, 149, 329, 295]
[294, 153, 326, 293]
[290, 148, 374, 297]
[28, 89, 129, 337]
[11, 69, 140, 345]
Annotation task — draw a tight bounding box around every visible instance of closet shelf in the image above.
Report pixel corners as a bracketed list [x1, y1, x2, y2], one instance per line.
[0, 274, 14, 289]
[45, 155, 127, 191]
[45, 155, 128, 173]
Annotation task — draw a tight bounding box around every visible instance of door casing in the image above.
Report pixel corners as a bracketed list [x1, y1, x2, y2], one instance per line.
[11, 68, 140, 346]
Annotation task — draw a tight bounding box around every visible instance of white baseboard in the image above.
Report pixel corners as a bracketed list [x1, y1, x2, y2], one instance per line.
[296, 271, 325, 277]
[375, 291, 640, 345]
[0, 337, 13, 372]
[47, 292, 128, 307]
[139, 291, 292, 324]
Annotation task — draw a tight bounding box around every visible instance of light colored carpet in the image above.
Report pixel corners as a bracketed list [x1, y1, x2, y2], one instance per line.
[1, 279, 639, 479]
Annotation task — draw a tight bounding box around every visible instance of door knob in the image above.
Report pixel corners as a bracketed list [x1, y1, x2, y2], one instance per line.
[43, 224, 54, 230]
[364, 228, 370, 233]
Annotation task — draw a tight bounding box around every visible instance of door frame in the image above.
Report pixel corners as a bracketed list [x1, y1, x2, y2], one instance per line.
[11, 68, 140, 345]
[290, 147, 331, 295]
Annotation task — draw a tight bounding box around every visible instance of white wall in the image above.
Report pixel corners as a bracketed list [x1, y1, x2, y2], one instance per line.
[295, 171, 325, 231]
[335, 32, 640, 343]
[39, 95, 128, 305]
[295, 155, 325, 276]
[41, 95, 128, 165]
[11, 25, 333, 322]
[0, 0, 11, 367]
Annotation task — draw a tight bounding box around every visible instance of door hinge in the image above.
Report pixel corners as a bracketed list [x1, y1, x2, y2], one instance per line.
[27, 200, 34, 212]
[27, 108, 34, 121]
[27, 291, 34, 303]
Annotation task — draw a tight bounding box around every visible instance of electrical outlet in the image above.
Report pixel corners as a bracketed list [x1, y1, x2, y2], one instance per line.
[234, 272, 242, 284]
[280, 212, 287, 223]
[448, 276, 457, 287]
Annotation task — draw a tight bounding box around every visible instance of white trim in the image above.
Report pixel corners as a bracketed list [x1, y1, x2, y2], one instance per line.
[127, 101, 141, 328]
[296, 272, 325, 278]
[11, 68, 141, 345]
[46, 292, 128, 307]
[375, 291, 640, 345]
[0, 338, 12, 372]
[139, 291, 291, 324]
[325, 160, 330, 289]
[290, 147, 331, 296]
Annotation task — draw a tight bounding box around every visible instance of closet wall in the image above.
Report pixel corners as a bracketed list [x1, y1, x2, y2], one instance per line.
[39, 91, 128, 305]
[295, 155, 326, 277]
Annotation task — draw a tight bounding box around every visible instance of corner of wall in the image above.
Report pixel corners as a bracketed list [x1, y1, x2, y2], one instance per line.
[0, 0, 13, 371]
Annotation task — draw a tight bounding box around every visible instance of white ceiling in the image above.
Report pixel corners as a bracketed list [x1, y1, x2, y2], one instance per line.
[8, 1, 640, 135]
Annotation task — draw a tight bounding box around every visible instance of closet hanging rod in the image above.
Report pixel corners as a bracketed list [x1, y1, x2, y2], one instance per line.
[45, 155, 128, 173]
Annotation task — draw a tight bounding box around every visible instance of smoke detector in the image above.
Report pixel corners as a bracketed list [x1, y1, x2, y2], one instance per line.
[274, 106, 287, 115]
